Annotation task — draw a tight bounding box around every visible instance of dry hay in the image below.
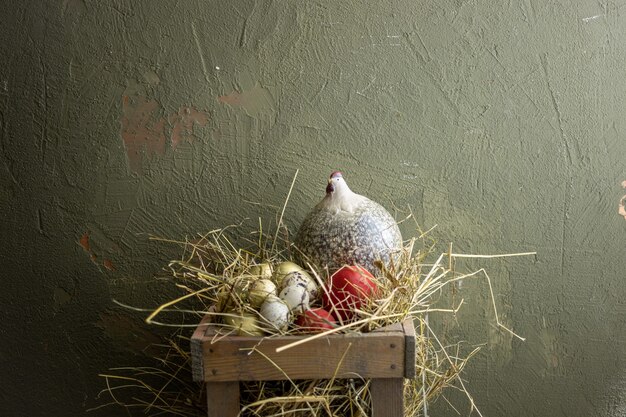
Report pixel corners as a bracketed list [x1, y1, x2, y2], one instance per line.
[93, 178, 533, 416]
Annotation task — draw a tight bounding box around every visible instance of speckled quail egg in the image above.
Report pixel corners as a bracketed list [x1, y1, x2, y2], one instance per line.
[281, 271, 319, 300]
[273, 261, 307, 288]
[279, 282, 310, 314]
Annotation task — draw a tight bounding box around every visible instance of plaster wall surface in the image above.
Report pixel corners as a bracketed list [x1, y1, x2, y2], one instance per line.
[1, 1, 625, 416]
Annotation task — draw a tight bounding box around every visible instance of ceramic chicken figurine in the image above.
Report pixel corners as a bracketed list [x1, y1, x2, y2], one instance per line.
[294, 171, 402, 273]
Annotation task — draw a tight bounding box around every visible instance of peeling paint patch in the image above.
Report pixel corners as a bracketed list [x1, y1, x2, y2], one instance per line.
[79, 232, 97, 262]
[103, 259, 115, 271]
[79, 232, 91, 252]
[121, 94, 167, 173]
[168, 106, 210, 149]
[218, 82, 275, 119]
[619, 181, 626, 220]
[120, 93, 210, 173]
[79, 231, 115, 271]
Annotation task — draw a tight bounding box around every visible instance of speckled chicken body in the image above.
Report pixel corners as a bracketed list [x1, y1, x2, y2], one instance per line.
[294, 172, 402, 273]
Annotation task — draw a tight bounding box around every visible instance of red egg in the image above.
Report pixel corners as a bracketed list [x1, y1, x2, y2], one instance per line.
[322, 265, 377, 321]
[295, 308, 336, 332]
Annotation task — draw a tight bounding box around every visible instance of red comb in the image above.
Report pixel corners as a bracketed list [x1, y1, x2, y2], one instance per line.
[329, 171, 343, 178]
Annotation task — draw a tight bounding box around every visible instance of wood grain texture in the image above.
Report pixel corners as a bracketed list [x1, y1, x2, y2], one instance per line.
[198, 329, 405, 381]
[206, 381, 240, 417]
[191, 315, 213, 381]
[370, 378, 404, 417]
[191, 316, 417, 382]
[190, 316, 417, 415]
[402, 319, 416, 378]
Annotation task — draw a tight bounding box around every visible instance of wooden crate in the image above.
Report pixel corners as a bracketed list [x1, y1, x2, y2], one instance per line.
[191, 314, 416, 417]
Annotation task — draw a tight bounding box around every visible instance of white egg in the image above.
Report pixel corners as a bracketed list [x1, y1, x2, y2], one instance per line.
[248, 278, 277, 308]
[282, 271, 319, 300]
[260, 296, 291, 332]
[279, 282, 310, 314]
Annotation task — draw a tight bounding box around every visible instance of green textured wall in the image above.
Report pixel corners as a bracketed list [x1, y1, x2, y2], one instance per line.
[2, 1, 625, 416]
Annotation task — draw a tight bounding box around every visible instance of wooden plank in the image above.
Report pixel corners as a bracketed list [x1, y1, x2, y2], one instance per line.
[370, 378, 404, 417]
[190, 314, 416, 382]
[206, 381, 240, 417]
[197, 330, 406, 381]
[190, 315, 213, 382]
[402, 319, 416, 378]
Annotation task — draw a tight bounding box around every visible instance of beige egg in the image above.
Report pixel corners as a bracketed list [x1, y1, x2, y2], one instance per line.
[222, 312, 264, 336]
[217, 276, 250, 310]
[248, 278, 277, 308]
[259, 296, 291, 332]
[248, 263, 273, 279]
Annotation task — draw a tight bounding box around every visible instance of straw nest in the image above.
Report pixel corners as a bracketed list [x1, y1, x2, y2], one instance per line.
[94, 188, 530, 416]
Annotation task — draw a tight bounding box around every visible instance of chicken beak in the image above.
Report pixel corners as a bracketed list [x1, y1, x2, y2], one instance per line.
[326, 179, 335, 194]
